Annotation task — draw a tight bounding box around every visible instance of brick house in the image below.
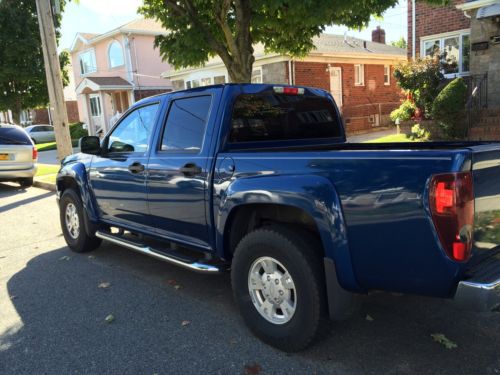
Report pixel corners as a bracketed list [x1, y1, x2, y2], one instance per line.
[70, 18, 173, 135]
[164, 31, 407, 134]
[408, 0, 500, 107]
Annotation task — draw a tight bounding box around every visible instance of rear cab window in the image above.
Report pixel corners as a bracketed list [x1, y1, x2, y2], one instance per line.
[229, 92, 342, 145]
[0, 126, 31, 145]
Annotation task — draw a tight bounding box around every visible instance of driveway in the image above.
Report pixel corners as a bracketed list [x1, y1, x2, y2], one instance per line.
[0, 184, 499, 374]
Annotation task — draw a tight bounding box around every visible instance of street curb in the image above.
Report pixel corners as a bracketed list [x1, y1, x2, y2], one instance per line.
[34, 179, 56, 192]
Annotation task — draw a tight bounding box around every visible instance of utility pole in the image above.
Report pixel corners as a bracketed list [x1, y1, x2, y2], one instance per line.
[35, 0, 73, 160]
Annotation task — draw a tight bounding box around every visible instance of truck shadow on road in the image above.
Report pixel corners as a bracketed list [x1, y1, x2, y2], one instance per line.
[2, 244, 499, 374]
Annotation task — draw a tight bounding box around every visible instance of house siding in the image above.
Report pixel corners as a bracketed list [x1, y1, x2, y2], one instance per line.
[407, 0, 470, 58]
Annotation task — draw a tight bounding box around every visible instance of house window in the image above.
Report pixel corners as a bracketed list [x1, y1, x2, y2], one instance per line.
[214, 75, 226, 84]
[89, 95, 102, 117]
[79, 50, 97, 75]
[354, 64, 364, 86]
[421, 31, 470, 76]
[251, 68, 263, 83]
[200, 77, 212, 86]
[384, 65, 390, 85]
[108, 41, 124, 68]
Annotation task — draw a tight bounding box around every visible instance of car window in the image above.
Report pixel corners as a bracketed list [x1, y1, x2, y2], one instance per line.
[0, 126, 31, 145]
[229, 93, 342, 143]
[30, 127, 42, 133]
[43, 126, 53, 132]
[107, 103, 159, 153]
[160, 96, 212, 153]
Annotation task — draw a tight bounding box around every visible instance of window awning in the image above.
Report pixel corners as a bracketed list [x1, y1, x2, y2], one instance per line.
[477, 3, 500, 19]
[76, 76, 132, 95]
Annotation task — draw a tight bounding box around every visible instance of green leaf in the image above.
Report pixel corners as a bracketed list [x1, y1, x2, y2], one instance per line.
[105, 314, 115, 323]
[431, 333, 458, 349]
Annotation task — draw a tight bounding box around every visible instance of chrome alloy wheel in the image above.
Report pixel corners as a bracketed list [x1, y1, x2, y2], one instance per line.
[248, 256, 297, 325]
[65, 202, 80, 239]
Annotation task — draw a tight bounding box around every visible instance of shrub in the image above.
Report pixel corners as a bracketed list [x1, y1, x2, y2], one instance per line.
[409, 123, 430, 141]
[390, 99, 416, 122]
[69, 122, 87, 140]
[431, 78, 467, 139]
[394, 57, 443, 116]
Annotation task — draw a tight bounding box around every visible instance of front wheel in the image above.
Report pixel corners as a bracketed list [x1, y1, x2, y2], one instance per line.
[59, 189, 101, 253]
[231, 226, 329, 352]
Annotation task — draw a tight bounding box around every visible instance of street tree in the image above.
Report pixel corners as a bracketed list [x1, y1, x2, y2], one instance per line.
[140, 0, 405, 83]
[390, 37, 407, 49]
[0, 0, 69, 124]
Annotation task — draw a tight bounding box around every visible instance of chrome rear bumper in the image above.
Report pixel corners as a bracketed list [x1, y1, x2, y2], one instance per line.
[454, 251, 500, 311]
[0, 165, 37, 180]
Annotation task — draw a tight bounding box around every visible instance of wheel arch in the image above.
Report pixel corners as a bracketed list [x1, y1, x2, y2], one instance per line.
[215, 174, 361, 293]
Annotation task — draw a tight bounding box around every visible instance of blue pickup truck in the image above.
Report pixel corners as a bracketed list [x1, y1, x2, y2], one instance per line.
[57, 84, 500, 352]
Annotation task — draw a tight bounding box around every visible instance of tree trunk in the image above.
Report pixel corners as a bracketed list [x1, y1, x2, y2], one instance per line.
[11, 99, 22, 125]
[226, 45, 255, 83]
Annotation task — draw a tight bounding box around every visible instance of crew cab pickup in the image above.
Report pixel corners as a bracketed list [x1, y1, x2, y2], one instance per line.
[57, 84, 500, 352]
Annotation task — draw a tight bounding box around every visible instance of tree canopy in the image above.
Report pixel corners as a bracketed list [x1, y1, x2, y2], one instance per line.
[390, 37, 407, 50]
[0, 0, 69, 124]
[140, 0, 402, 82]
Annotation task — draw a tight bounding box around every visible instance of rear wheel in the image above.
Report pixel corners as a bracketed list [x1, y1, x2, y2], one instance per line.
[231, 226, 329, 352]
[60, 189, 101, 253]
[31, 138, 37, 144]
[19, 177, 33, 188]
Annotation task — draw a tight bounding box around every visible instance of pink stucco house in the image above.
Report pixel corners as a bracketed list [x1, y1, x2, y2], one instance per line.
[70, 18, 172, 135]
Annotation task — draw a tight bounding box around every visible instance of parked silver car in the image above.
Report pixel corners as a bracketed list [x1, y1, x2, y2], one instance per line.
[25, 124, 55, 144]
[0, 124, 38, 187]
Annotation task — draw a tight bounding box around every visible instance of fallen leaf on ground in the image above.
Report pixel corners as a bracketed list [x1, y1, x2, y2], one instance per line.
[166, 279, 177, 286]
[59, 256, 71, 261]
[431, 333, 457, 349]
[181, 320, 190, 326]
[105, 314, 115, 323]
[88, 255, 95, 259]
[365, 314, 374, 322]
[174, 285, 182, 290]
[244, 363, 262, 375]
[98, 282, 111, 289]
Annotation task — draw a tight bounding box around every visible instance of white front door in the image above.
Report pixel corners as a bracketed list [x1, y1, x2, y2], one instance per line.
[89, 94, 103, 133]
[329, 67, 342, 108]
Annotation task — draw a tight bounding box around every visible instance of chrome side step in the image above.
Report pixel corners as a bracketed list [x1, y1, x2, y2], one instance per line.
[95, 231, 224, 274]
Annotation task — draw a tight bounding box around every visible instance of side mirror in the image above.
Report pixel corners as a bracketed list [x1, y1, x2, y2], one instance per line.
[80, 136, 100, 155]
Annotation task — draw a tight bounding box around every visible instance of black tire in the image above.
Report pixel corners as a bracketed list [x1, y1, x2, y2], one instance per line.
[231, 226, 329, 352]
[19, 177, 33, 188]
[59, 189, 101, 253]
[31, 138, 37, 144]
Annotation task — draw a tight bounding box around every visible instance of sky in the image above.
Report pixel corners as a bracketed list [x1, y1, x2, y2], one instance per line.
[59, 0, 408, 51]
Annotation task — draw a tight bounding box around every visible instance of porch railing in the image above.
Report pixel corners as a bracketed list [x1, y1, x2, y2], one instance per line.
[465, 73, 488, 139]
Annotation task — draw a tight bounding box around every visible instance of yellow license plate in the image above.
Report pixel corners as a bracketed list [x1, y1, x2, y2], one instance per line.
[0, 154, 9, 161]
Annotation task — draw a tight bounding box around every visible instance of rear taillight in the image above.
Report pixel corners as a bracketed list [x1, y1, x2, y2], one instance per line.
[429, 172, 474, 262]
[32, 146, 38, 160]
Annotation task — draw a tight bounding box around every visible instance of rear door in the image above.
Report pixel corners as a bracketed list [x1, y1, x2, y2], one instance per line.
[146, 90, 220, 249]
[0, 126, 34, 171]
[471, 145, 500, 252]
[89, 102, 160, 230]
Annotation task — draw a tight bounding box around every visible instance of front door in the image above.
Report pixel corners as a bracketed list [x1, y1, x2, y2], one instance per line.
[146, 93, 215, 249]
[89, 102, 160, 230]
[329, 67, 343, 108]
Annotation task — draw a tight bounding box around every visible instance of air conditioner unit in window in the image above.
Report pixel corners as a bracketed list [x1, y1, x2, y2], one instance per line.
[368, 114, 380, 127]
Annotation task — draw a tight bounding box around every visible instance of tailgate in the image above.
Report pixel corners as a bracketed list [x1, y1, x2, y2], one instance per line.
[0, 145, 34, 170]
[471, 144, 500, 251]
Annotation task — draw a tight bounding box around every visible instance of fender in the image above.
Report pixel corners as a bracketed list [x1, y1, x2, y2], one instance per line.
[216, 174, 362, 293]
[57, 157, 100, 224]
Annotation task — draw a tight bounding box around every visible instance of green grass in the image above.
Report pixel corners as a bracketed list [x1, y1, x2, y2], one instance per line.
[364, 134, 417, 143]
[35, 164, 59, 185]
[36, 163, 59, 176]
[36, 139, 80, 152]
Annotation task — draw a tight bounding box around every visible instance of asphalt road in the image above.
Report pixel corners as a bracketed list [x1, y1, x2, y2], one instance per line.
[0, 183, 499, 375]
